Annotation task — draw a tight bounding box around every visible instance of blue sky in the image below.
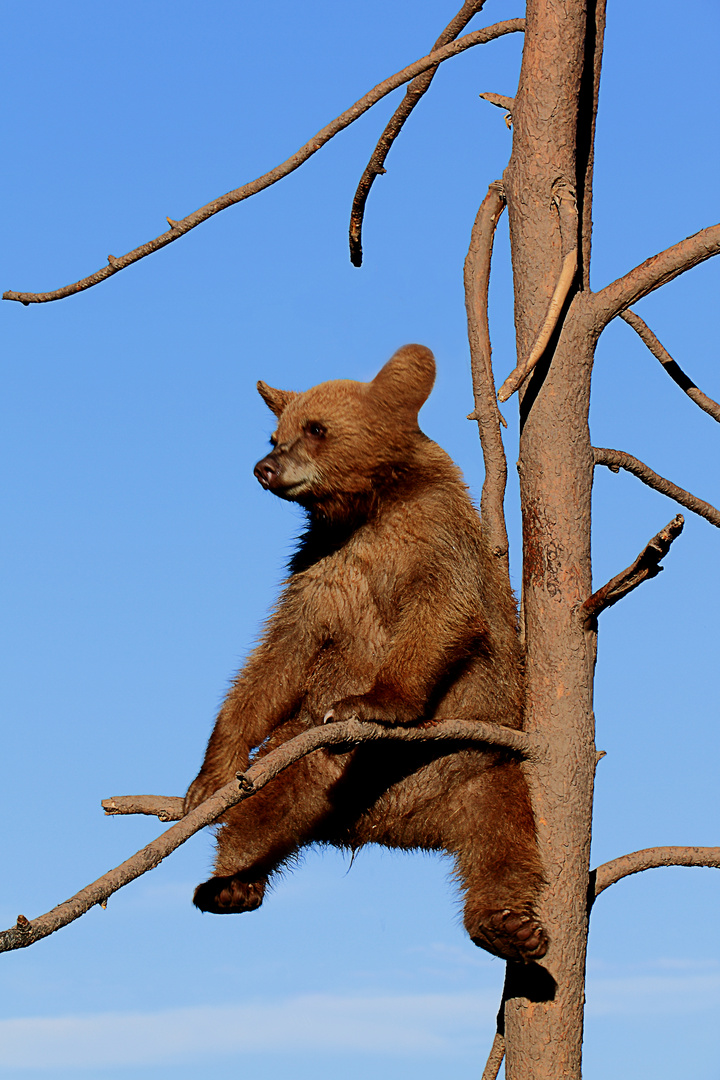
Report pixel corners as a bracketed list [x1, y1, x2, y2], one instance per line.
[1, 2, 719, 1078]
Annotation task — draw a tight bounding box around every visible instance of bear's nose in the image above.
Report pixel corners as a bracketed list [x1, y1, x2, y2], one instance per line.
[254, 457, 278, 489]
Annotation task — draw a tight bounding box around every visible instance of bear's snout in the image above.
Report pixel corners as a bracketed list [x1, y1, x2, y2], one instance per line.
[254, 457, 278, 490]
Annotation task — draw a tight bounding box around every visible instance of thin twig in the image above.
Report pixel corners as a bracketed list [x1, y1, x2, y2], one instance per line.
[621, 310, 720, 423]
[0, 717, 538, 953]
[349, 0, 491, 267]
[481, 1032, 506, 1080]
[593, 447, 720, 528]
[464, 180, 510, 563]
[593, 847, 720, 898]
[3, 19, 524, 305]
[580, 514, 683, 626]
[591, 223, 720, 327]
[497, 183, 578, 402]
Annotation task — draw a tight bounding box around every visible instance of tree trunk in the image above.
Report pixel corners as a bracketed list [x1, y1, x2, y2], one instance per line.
[499, 1, 605, 1075]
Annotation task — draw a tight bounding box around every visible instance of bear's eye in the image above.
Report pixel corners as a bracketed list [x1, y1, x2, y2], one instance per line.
[306, 422, 326, 439]
[269, 433, 278, 447]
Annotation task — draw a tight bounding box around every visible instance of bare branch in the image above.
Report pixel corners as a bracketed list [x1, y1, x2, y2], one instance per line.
[580, 514, 683, 626]
[479, 92, 514, 129]
[102, 795, 185, 821]
[481, 1033, 506, 1080]
[0, 717, 538, 953]
[464, 180, 510, 562]
[349, 0, 491, 267]
[621, 309, 720, 423]
[497, 250, 577, 402]
[478, 92, 515, 111]
[592, 223, 720, 327]
[497, 184, 578, 402]
[593, 847, 720, 898]
[4, 19, 524, 306]
[593, 447, 720, 528]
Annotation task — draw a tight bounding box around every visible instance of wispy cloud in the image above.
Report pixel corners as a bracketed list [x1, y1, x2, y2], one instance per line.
[0, 993, 495, 1070]
[2, 965, 718, 1071]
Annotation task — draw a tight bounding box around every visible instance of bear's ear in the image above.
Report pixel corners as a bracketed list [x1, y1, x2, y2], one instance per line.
[369, 344, 436, 417]
[257, 381, 298, 418]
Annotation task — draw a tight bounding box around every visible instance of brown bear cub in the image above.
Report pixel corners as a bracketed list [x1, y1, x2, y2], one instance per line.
[185, 344, 548, 962]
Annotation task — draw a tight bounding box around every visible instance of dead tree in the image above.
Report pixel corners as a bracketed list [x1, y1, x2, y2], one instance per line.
[2, 3, 719, 1078]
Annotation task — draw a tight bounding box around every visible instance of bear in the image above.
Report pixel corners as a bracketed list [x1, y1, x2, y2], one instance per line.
[184, 344, 548, 962]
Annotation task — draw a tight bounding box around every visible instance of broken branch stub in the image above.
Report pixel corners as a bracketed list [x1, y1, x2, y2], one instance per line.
[580, 514, 684, 626]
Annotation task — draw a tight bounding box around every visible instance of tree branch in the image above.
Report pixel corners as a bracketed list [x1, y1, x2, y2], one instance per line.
[0, 717, 538, 953]
[593, 847, 720, 898]
[580, 514, 683, 626]
[478, 92, 514, 128]
[349, 0, 491, 267]
[591, 223, 720, 327]
[478, 92, 515, 111]
[3, 19, 524, 306]
[481, 1032, 506, 1080]
[497, 183, 578, 402]
[593, 448, 720, 528]
[102, 795, 185, 821]
[464, 180, 510, 563]
[621, 309, 720, 423]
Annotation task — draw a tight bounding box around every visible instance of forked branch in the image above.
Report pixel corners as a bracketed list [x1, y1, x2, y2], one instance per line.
[464, 180, 510, 562]
[621, 310, 720, 423]
[592, 223, 720, 326]
[3, 19, 524, 305]
[593, 847, 720, 898]
[0, 717, 537, 953]
[580, 514, 683, 626]
[497, 183, 578, 402]
[349, 0, 491, 267]
[594, 448, 720, 528]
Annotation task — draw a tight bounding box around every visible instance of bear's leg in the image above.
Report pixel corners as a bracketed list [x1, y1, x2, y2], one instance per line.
[453, 760, 548, 962]
[193, 732, 350, 914]
[460, 874, 548, 962]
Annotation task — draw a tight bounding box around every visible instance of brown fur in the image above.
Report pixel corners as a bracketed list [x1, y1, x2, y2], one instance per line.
[185, 345, 547, 961]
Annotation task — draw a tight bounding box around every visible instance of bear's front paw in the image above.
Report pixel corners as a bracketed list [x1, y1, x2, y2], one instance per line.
[193, 874, 266, 914]
[471, 909, 549, 963]
[322, 691, 416, 726]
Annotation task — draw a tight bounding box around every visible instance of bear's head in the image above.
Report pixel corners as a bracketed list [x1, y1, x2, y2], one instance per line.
[254, 345, 435, 518]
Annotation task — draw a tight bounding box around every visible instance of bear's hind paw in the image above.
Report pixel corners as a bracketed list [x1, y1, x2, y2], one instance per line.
[193, 875, 266, 914]
[472, 909, 549, 962]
